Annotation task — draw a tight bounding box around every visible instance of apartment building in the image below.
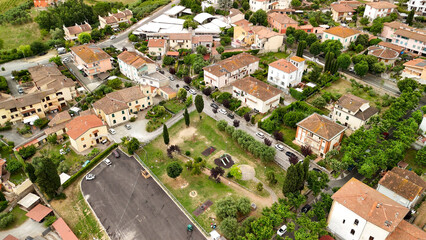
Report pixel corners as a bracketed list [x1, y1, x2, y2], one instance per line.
[92, 86, 152, 127]
[331, 3, 355, 22]
[70, 44, 112, 79]
[322, 26, 360, 49]
[403, 58, 426, 83]
[63, 22, 92, 41]
[228, 8, 244, 24]
[407, 0, 426, 13]
[267, 56, 305, 92]
[203, 52, 260, 88]
[168, 33, 192, 50]
[331, 94, 379, 131]
[381, 21, 426, 56]
[363, 1, 397, 20]
[328, 178, 425, 240]
[295, 113, 346, 157]
[234, 23, 283, 52]
[147, 39, 167, 57]
[192, 35, 214, 51]
[99, 9, 133, 29]
[117, 50, 157, 82]
[66, 114, 108, 153]
[367, 46, 399, 65]
[249, 0, 289, 12]
[267, 12, 298, 34]
[231, 76, 282, 113]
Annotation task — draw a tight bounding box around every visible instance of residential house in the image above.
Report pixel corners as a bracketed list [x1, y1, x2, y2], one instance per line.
[322, 26, 360, 49]
[338, 0, 363, 9]
[157, 86, 177, 100]
[367, 46, 399, 65]
[403, 58, 426, 83]
[295, 113, 346, 157]
[233, 23, 284, 51]
[168, 33, 192, 50]
[147, 39, 167, 57]
[28, 63, 77, 106]
[203, 52, 260, 88]
[63, 22, 92, 41]
[331, 94, 379, 131]
[228, 8, 244, 24]
[407, 0, 426, 13]
[99, 9, 133, 29]
[328, 178, 416, 240]
[34, 0, 59, 8]
[267, 56, 305, 92]
[92, 86, 152, 127]
[44, 111, 71, 138]
[52, 218, 78, 240]
[330, 3, 355, 22]
[0, 89, 63, 125]
[231, 76, 281, 113]
[249, 0, 289, 12]
[267, 12, 298, 34]
[363, 1, 397, 20]
[70, 44, 112, 79]
[387, 219, 426, 240]
[192, 35, 214, 51]
[117, 50, 159, 85]
[377, 167, 426, 209]
[378, 41, 405, 53]
[66, 114, 108, 153]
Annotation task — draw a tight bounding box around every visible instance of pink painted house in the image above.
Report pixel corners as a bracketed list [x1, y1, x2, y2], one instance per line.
[70, 44, 112, 79]
[381, 21, 426, 56]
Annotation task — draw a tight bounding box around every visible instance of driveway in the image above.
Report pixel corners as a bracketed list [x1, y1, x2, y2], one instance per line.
[64, 61, 103, 92]
[2, 128, 28, 146]
[0, 218, 47, 239]
[81, 150, 206, 240]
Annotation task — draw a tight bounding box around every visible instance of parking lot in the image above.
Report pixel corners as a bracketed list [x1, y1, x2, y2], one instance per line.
[81, 149, 206, 240]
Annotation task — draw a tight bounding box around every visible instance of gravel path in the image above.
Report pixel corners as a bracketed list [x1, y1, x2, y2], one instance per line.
[239, 164, 278, 203]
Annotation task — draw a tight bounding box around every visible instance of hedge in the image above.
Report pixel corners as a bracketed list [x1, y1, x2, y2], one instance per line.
[62, 143, 118, 188]
[221, 51, 243, 60]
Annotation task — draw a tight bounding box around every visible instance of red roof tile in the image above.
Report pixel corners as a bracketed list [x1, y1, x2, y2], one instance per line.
[52, 218, 78, 240]
[66, 115, 104, 140]
[25, 204, 52, 222]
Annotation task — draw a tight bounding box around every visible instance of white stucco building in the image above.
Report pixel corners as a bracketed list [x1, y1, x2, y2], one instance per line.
[322, 26, 360, 49]
[249, 0, 289, 12]
[147, 39, 167, 57]
[231, 76, 282, 113]
[117, 51, 156, 80]
[377, 167, 426, 209]
[267, 56, 305, 92]
[363, 1, 397, 20]
[331, 94, 379, 131]
[407, 0, 426, 13]
[203, 52, 260, 88]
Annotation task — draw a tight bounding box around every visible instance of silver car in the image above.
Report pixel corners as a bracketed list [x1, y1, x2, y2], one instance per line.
[256, 132, 265, 139]
[85, 174, 95, 181]
[275, 144, 284, 151]
[218, 109, 227, 115]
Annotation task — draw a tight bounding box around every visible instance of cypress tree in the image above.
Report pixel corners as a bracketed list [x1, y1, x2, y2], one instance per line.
[163, 124, 169, 145]
[25, 162, 37, 183]
[34, 157, 60, 198]
[184, 108, 190, 127]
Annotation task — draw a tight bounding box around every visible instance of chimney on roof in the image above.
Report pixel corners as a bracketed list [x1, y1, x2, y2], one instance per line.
[350, 99, 352, 104]
[376, 203, 382, 208]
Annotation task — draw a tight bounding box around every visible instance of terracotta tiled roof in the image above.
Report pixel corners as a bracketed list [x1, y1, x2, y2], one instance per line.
[394, 29, 426, 42]
[52, 218, 78, 240]
[25, 204, 52, 222]
[290, 56, 305, 62]
[66, 114, 104, 140]
[148, 39, 166, 48]
[229, 8, 243, 17]
[3, 235, 19, 240]
[44, 122, 67, 136]
[0, 89, 55, 110]
[297, 113, 346, 140]
[234, 19, 251, 27]
[339, 1, 363, 8]
[379, 170, 424, 201]
[117, 51, 154, 69]
[159, 86, 177, 94]
[66, 26, 82, 36]
[354, 106, 379, 120]
[332, 178, 409, 232]
[387, 220, 426, 240]
[113, 12, 126, 19]
[48, 111, 72, 127]
[268, 12, 298, 25]
[378, 41, 404, 52]
[28, 63, 75, 91]
[167, 51, 179, 56]
[269, 58, 298, 73]
[93, 86, 147, 115]
[80, 23, 91, 32]
[384, 21, 410, 29]
[121, 9, 133, 16]
[331, 3, 355, 12]
[366, 1, 397, 9]
[71, 44, 110, 64]
[203, 52, 259, 77]
[298, 24, 313, 29]
[336, 93, 368, 112]
[319, 235, 334, 240]
[368, 47, 398, 60]
[169, 33, 192, 40]
[231, 76, 282, 101]
[103, 16, 117, 24]
[404, 58, 426, 68]
[251, 26, 281, 39]
[324, 26, 360, 38]
[391, 167, 426, 190]
[192, 35, 213, 44]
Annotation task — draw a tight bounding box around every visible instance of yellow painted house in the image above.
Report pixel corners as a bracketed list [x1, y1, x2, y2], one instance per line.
[66, 114, 108, 153]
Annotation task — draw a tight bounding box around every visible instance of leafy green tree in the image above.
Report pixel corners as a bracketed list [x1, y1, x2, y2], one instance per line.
[283, 111, 305, 128]
[166, 162, 183, 179]
[128, 34, 138, 42]
[237, 197, 251, 215]
[163, 124, 169, 145]
[306, 33, 317, 46]
[286, 35, 295, 46]
[360, 17, 369, 25]
[220, 217, 238, 239]
[309, 41, 321, 56]
[397, 78, 418, 92]
[355, 34, 369, 47]
[287, 192, 306, 209]
[0, 39, 3, 50]
[407, 9, 414, 26]
[194, 95, 204, 115]
[0, 213, 14, 228]
[283, 164, 300, 195]
[321, 40, 343, 56]
[249, 10, 268, 26]
[355, 44, 364, 53]
[216, 46, 224, 54]
[178, 88, 187, 101]
[126, 138, 140, 154]
[107, 78, 122, 89]
[184, 108, 190, 127]
[257, 182, 264, 191]
[196, 45, 207, 55]
[266, 171, 277, 184]
[6, 158, 22, 174]
[218, 0, 233, 9]
[217, 120, 228, 131]
[296, 40, 306, 57]
[370, 21, 384, 35]
[90, 28, 102, 41]
[294, 30, 308, 42]
[216, 196, 238, 219]
[291, 0, 301, 7]
[163, 56, 175, 65]
[18, 45, 33, 57]
[307, 171, 329, 196]
[205, 6, 215, 14]
[183, 20, 198, 29]
[230, 165, 242, 179]
[336, 53, 351, 70]
[312, 96, 326, 108]
[78, 32, 92, 43]
[33, 156, 60, 198]
[416, 147, 426, 166]
[372, 62, 386, 74]
[354, 60, 369, 76]
[324, 51, 335, 72]
[0, 77, 8, 92]
[30, 41, 47, 55]
[49, 56, 62, 66]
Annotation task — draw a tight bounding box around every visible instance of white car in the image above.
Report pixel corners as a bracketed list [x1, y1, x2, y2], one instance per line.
[125, 124, 131, 130]
[218, 109, 227, 115]
[109, 128, 116, 135]
[85, 174, 95, 181]
[256, 132, 265, 139]
[277, 225, 287, 236]
[105, 159, 112, 166]
[189, 89, 197, 95]
[275, 144, 284, 151]
[110, 35, 116, 40]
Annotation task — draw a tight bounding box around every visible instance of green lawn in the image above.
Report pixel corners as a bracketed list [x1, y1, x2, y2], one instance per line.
[146, 112, 172, 132]
[404, 148, 425, 172]
[0, 206, 28, 231]
[163, 99, 186, 114]
[0, 0, 28, 13]
[259, 52, 290, 65]
[0, 22, 43, 50]
[138, 112, 286, 230]
[9, 169, 26, 185]
[279, 126, 300, 152]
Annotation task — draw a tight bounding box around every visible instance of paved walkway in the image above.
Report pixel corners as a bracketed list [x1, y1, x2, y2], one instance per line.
[0, 219, 47, 239]
[239, 164, 278, 203]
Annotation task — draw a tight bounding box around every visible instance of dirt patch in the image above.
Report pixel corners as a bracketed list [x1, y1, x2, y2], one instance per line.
[414, 201, 426, 228]
[170, 127, 198, 146]
[214, 154, 235, 169]
[239, 164, 255, 181]
[161, 174, 189, 189]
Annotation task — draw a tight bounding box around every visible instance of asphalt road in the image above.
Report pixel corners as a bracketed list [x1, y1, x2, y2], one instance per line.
[81, 150, 205, 240]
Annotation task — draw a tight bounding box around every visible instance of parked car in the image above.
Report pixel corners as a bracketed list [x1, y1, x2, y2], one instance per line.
[218, 108, 227, 115]
[105, 158, 112, 166]
[313, 168, 321, 172]
[101, 139, 108, 144]
[110, 35, 116, 40]
[183, 86, 190, 91]
[113, 150, 120, 158]
[109, 128, 116, 135]
[227, 113, 234, 119]
[169, 76, 175, 81]
[85, 174, 95, 181]
[285, 151, 296, 158]
[301, 204, 312, 213]
[189, 89, 197, 95]
[256, 132, 265, 139]
[275, 144, 284, 151]
[210, 103, 219, 109]
[125, 124, 131, 130]
[277, 225, 287, 236]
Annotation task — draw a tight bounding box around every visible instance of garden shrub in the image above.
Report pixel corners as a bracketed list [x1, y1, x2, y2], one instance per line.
[217, 120, 228, 131]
